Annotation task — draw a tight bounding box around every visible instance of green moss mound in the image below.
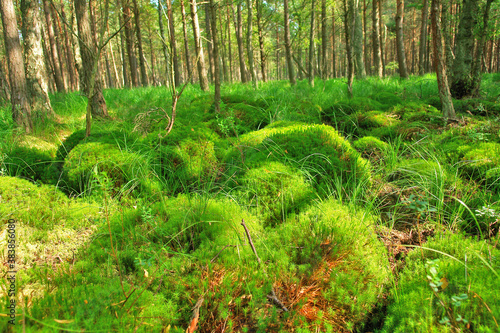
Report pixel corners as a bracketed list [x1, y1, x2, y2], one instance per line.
[382, 232, 500, 332]
[3, 147, 55, 183]
[353, 136, 389, 161]
[265, 199, 391, 330]
[63, 142, 158, 196]
[225, 122, 372, 196]
[0, 176, 98, 229]
[460, 142, 500, 192]
[240, 162, 315, 226]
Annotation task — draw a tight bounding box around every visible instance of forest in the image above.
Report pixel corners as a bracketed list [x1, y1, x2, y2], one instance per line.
[0, 0, 499, 331]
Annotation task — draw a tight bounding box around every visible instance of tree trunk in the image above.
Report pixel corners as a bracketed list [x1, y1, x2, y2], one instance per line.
[163, 0, 180, 86]
[395, 0, 409, 79]
[441, 0, 454, 77]
[332, 5, 337, 78]
[209, 0, 220, 112]
[122, 0, 139, 87]
[372, 0, 383, 78]
[75, 0, 108, 118]
[226, 3, 233, 83]
[43, 0, 66, 92]
[60, 1, 78, 91]
[471, 0, 493, 96]
[234, 2, 248, 83]
[379, 0, 386, 76]
[256, 0, 267, 82]
[345, 0, 354, 97]
[352, 0, 365, 79]
[246, 0, 258, 88]
[321, 0, 327, 79]
[133, 0, 149, 86]
[0, 61, 10, 102]
[451, 0, 478, 98]
[430, 0, 456, 121]
[180, 0, 193, 83]
[1, 0, 32, 132]
[51, 4, 70, 90]
[363, 0, 369, 75]
[205, 3, 215, 83]
[117, 0, 129, 87]
[284, 0, 296, 85]
[308, 0, 316, 86]
[158, 0, 169, 85]
[21, 0, 53, 117]
[190, 0, 210, 91]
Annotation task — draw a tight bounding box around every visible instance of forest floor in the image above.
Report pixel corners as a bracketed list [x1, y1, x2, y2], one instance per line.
[0, 74, 499, 332]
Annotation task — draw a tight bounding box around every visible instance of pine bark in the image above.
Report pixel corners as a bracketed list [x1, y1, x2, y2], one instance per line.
[352, 0, 365, 78]
[43, 0, 66, 92]
[180, 0, 193, 83]
[205, 3, 215, 83]
[321, 0, 327, 79]
[308, 0, 316, 86]
[246, 0, 258, 88]
[117, 0, 129, 87]
[344, 0, 354, 97]
[1, 0, 32, 132]
[21, 0, 54, 117]
[372, 0, 383, 78]
[122, 0, 139, 87]
[395, 0, 409, 79]
[471, 0, 493, 96]
[133, 0, 149, 86]
[190, 0, 210, 91]
[75, 0, 108, 118]
[256, 0, 267, 82]
[209, 0, 221, 113]
[235, 2, 248, 83]
[284, 0, 296, 85]
[430, 0, 456, 121]
[164, 0, 180, 86]
[332, 6, 337, 78]
[158, 0, 169, 85]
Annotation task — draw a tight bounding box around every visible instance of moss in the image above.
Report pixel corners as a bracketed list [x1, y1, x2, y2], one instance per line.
[352, 136, 389, 161]
[321, 97, 384, 124]
[240, 162, 315, 226]
[382, 232, 500, 332]
[460, 142, 500, 192]
[342, 111, 399, 139]
[4, 146, 55, 183]
[224, 122, 372, 196]
[63, 142, 158, 196]
[0, 176, 98, 229]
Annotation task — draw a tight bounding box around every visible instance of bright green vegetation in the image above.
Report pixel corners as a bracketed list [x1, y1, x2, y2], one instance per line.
[0, 75, 498, 332]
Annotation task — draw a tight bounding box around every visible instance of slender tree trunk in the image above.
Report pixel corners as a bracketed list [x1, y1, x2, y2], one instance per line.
[75, 0, 108, 118]
[363, 0, 369, 75]
[21, 0, 53, 117]
[395, 0, 409, 79]
[345, 0, 354, 97]
[471, 0, 493, 96]
[353, 0, 365, 78]
[219, 15, 228, 82]
[256, 0, 267, 82]
[308, 0, 316, 86]
[321, 0, 327, 79]
[332, 5, 337, 78]
[180, 0, 194, 83]
[379, 0, 386, 76]
[209, 0, 220, 112]
[158, 0, 169, 85]
[109, 36, 121, 88]
[60, 1, 78, 91]
[52, 4, 70, 90]
[234, 2, 248, 83]
[123, 0, 139, 87]
[430, 0, 456, 121]
[164, 0, 180, 86]
[43, 0, 66, 92]
[190, 0, 209, 91]
[284, 0, 296, 85]
[117, 0, 129, 87]
[0, 61, 10, 102]
[1, 0, 32, 132]
[451, 0, 478, 98]
[205, 3, 215, 83]
[372, 0, 383, 78]
[226, 3, 233, 83]
[246, 0, 258, 88]
[441, 0, 454, 77]
[133, 0, 149, 86]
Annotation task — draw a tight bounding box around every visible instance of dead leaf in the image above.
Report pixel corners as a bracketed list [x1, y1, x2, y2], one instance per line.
[440, 277, 449, 290]
[54, 319, 75, 324]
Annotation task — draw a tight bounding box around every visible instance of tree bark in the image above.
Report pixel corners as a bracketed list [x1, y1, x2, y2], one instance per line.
[451, 0, 478, 98]
[164, 0, 180, 86]
[122, 0, 139, 87]
[190, 0, 210, 91]
[332, 5, 337, 78]
[352, 0, 365, 78]
[256, 0, 267, 82]
[471, 0, 493, 96]
[395, 0, 409, 79]
[43, 0, 66, 92]
[226, 3, 233, 83]
[205, 3, 215, 83]
[209, 0, 220, 113]
[321, 0, 327, 79]
[344, 0, 354, 97]
[246, 0, 258, 88]
[75, 0, 108, 118]
[430, 0, 456, 121]
[372, 0, 383, 78]
[133, 0, 149, 86]
[235, 2, 248, 83]
[1, 0, 32, 132]
[180, 0, 193, 83]
[51, 4, 70, 90]
[60, 1, 78, 91]
[284, 0, 296, 85]
[158, 0, 169, 85]
[21, 0, 54, 117]
[117, 0, 129, 87]
[308, 0, 316, 86]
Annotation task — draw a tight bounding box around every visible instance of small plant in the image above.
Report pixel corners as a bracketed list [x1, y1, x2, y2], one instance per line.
[405, 194, 437, 220]
[425, 259, 469, 329]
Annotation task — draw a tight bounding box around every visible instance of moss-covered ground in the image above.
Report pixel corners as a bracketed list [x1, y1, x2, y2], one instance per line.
[0, 75, 499, 332]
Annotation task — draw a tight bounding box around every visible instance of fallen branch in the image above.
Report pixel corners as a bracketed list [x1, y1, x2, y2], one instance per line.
[186, 296, 204, 333]
[210, 244, 236, 263]
[240, 219, 288, 312]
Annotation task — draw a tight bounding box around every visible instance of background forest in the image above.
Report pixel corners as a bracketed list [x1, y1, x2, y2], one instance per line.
[0, 0, 499, 332]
